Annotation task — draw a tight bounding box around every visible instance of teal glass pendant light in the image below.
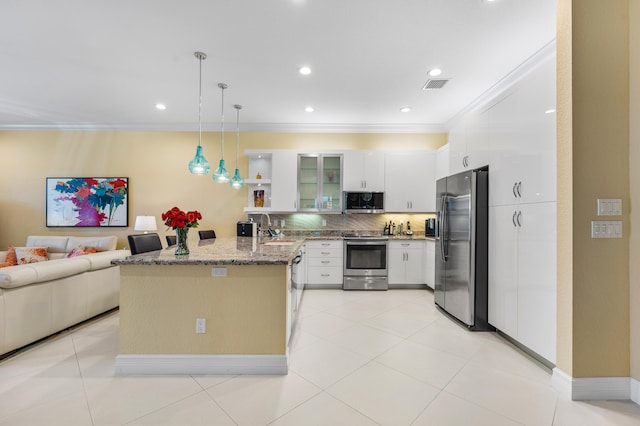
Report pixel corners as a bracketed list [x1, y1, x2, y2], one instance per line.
[212, 82, 231, 183]
[230, 104, 245, 189]
[188, 51, 211, 175]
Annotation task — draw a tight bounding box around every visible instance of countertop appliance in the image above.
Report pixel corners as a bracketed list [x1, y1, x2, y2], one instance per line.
[237, 220, 257, 237]
[425, 218, 436, 237]
[343, 191, 384, 213]
[435, 169, 493, 331]
[343, 235, 389, 290]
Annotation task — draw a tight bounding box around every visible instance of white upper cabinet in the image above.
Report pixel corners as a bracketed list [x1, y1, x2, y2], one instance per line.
[435, 144, 450, 181]
[448, 108, 491, 175]
[488, 55, 556, 207]
[343, 151, 385, 192]
[384, 151, 436, 212]
[271, 151, 298, 211]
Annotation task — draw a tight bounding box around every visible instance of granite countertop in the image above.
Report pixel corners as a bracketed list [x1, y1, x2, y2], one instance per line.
[112, 237, 305, 266]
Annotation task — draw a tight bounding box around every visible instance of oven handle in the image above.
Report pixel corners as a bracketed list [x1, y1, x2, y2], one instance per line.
[344, 240, 389, 246]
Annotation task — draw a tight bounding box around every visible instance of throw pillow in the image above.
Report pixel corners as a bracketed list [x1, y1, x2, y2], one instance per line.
[0, 246, 18, 268]
[66, 245, 98, 258]
[15, 247, 48, 264]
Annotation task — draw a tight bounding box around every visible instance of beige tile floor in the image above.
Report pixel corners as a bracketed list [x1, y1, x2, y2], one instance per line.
[1, 289, 640, 425]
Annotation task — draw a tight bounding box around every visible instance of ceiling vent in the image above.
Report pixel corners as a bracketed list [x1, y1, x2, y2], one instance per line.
[422, 79, 449, 90]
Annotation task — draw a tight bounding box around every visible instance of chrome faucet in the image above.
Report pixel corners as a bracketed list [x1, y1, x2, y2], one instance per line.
[260, 213, 272, 239]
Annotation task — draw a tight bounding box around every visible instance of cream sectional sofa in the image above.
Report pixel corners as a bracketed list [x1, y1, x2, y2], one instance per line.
[0, 235, 130, 356]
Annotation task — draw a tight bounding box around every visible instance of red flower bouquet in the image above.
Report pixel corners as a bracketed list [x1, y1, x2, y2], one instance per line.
[161, 207, 202, 230]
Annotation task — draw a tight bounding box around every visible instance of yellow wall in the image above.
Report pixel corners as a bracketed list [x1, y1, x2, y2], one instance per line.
[557, 0, 631, 378]
[0, 131, 445, 249]
[119, 264, 287, 354]
[630, 0, 640, 381]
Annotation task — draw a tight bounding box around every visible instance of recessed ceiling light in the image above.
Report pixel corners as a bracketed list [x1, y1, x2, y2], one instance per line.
[304, 106, 314, 112]
[545, 109, 556, 114]
[299, 66, 312, 75]
[155, 103, 167, 110]
[400, 107, 412, 113]
[427, 68, 442, 77]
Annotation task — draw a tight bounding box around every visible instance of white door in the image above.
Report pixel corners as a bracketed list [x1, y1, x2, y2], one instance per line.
[516, 201, 557, 363]
[488, 204, 519, 338]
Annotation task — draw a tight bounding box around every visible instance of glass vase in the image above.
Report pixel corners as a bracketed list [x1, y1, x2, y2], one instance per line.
[175, 227, 189, 256]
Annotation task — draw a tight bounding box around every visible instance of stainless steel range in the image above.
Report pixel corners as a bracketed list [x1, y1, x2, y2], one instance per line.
[343, 235, 389, 290]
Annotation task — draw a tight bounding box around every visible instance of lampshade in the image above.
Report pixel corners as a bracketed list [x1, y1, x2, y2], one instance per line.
[134, 216, 157, 233]
[230, 104, 244, 189]
[212, 82, 230, 183]
[188, 51, 211, 176]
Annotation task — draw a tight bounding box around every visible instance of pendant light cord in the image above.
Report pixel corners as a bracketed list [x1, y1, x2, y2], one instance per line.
[235, 105, 241, 168]
[218, 83, 226, 159]
[197, 55, 203, 147]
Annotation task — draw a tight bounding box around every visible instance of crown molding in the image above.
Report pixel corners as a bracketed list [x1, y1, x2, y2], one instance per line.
[0, 122, 446, 134]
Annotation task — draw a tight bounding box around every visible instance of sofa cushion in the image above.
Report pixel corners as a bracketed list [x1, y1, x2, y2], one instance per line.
[0, 266, 39, 289]
[25, 236, 69, 253]
[15, 247, 48, 264]
[31, 257, 91, 284]
[66, 236, 117, 252]
[85, 250, 130, 270]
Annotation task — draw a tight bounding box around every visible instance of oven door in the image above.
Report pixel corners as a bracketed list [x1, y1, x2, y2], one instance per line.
[343, 239, 388, 277]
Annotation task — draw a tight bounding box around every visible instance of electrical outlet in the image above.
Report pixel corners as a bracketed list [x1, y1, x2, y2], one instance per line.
[591, 221, 623, 238]
[196, 318, 206, 333]
[280, 219, 285, 227]
[322, 219, 327, 227]
[211, 268, 227, 277]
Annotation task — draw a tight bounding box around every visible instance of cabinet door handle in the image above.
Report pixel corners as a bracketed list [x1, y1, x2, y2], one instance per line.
[516, 211, 522, 227]
[512, 211, 518, 227]
[321, 243, 331, 246]
[321, 260, 330, 264]
[363, 180, 367, 188]
[402, 243, 410, 247]
[321, 274, 330, 277]
[517, 181, 522, 198]
[513, 182, 518, 198]
[321, 251, 331, 255]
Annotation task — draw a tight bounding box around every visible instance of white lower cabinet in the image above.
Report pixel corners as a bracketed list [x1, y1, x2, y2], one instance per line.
[388, 240, 426, 287]
[424, 240, 435, 289]
[305, 240, 343, 288]
[489, 202, 556, 363]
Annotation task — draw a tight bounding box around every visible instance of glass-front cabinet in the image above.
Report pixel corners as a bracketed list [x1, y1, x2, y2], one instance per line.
[297, 154, 343, 213]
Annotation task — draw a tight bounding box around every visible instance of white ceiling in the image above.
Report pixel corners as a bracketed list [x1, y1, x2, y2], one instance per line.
[0, 0, 556, 133]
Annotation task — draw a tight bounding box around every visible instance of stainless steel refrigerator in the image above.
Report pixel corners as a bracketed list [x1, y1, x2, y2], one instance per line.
[435, 169, 493, 331]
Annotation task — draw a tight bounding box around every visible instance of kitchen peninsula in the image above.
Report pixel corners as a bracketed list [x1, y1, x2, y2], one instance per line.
[112, 237, 304, 375]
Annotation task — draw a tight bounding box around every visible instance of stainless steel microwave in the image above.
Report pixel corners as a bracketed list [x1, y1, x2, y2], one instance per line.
[343, 192, 384, 213]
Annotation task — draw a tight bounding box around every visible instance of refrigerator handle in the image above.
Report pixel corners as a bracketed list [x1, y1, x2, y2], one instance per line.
[439, 195, 448, 262]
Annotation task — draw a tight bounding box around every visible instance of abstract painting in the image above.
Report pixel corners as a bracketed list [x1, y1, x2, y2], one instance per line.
[46, 177, 128, 227]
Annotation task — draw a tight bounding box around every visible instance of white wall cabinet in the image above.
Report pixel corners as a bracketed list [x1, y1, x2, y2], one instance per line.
[271, 151, 298, 211]
[424, 240, 435, 289]
[384, 151, 436, 212]
[343, 151, 385, 191]
[298, 154, 343, 213]
[489, 202, 556, 362]
[485, 52, 557, 363]
[487, 56, 556, 208]
[448, 108, 491, 175]
[244, 150, 297, 212]
[435, 144, 450, 181]
[305, 240, 343, 288]
[388, 240, 426, 287]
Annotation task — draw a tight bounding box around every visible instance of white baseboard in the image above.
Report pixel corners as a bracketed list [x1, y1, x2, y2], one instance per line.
[553, 368, 633, 401]
[631, 378, 640, 405]
[115, 354, 288, 375]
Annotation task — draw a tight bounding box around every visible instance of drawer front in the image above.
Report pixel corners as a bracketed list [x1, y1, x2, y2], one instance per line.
[307, 247, 343, 259]
[307, 266, 343, 284]
[306, 240, 342, 250]
[389, 240, 425, 250]
[308, 257, 343, 267]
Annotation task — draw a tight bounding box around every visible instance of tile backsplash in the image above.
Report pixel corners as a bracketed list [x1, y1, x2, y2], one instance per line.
[248, 213, 436, 235]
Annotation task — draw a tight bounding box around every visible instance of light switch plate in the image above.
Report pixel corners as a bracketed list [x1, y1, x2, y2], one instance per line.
[597, 199, 622, 216]
[211, 268, 227, 277]
[591, 221, 623, 238]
